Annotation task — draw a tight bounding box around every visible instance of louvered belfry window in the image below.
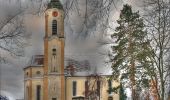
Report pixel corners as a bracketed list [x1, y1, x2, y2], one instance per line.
[52, 20, 57, 35]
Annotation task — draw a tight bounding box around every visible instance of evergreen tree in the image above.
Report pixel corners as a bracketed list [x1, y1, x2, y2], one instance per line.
[111, 4, 150, 99]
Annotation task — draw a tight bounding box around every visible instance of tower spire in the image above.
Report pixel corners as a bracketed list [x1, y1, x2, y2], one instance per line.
[47, 0, 63, 9]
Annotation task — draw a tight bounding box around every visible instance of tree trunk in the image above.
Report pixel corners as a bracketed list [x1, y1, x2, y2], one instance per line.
[131, 60, 136, 100]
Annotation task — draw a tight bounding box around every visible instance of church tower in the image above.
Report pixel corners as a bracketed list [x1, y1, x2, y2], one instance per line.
[44, 0, 65, 100]
[23, 0, 120, 100]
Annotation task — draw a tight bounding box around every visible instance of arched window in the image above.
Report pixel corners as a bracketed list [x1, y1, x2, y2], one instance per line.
[108, 79, 112, 94]
[97, 80, 100, 96]
[36, 85, 41, 100]
[52, 20, 57, 35]
[85, 81, 89, 97]
[72, 81, 77, 96]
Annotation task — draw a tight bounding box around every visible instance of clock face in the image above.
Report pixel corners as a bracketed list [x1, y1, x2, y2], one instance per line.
[52, 11, 58, 17]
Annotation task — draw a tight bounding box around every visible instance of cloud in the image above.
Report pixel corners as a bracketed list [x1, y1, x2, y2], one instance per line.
[0, 0, 142, 99]
[0, 62, 24, 99]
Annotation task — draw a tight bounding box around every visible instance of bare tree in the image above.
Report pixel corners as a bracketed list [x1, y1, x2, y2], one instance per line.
[0, 0, 121, 60]
[64, 0, 121, 38]
[142, 0, 170, 99]
[0, 1, 28, 62]
[0, 0, 49, 61]
[84, 74, 106, 100]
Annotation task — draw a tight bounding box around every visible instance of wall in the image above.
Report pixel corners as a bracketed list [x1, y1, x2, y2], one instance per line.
[24, 66, 44, 100]
[65, 76, 120, 100]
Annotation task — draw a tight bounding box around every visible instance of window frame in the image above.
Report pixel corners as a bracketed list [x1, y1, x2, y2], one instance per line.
[72, 81, 77, 96]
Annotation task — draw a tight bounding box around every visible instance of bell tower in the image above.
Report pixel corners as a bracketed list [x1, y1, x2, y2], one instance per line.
[43, 0, 65, 100]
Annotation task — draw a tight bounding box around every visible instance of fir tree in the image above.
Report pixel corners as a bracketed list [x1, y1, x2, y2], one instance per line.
[111, 4, 150, 99]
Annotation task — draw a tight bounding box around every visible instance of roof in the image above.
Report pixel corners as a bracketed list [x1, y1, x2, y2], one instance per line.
[65, 75, 112, 78]
[65, 58, 92, 76]
[24, 55, 112, 76]
[47, 0, 63, 10]
[24, 55, 44, 69]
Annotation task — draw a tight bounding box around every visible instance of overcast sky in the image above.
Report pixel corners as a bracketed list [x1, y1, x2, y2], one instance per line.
[0, 0, 142, 99]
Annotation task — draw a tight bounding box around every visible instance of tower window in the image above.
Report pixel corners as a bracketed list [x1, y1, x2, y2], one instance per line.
[52, 48, 56, 56]
[52, 20, 57, 35]
[36, 85, 41, 100]
[72, 81, 77, 96]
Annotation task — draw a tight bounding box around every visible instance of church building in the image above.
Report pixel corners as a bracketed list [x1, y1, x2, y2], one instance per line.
[23, 0, 120, 100]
